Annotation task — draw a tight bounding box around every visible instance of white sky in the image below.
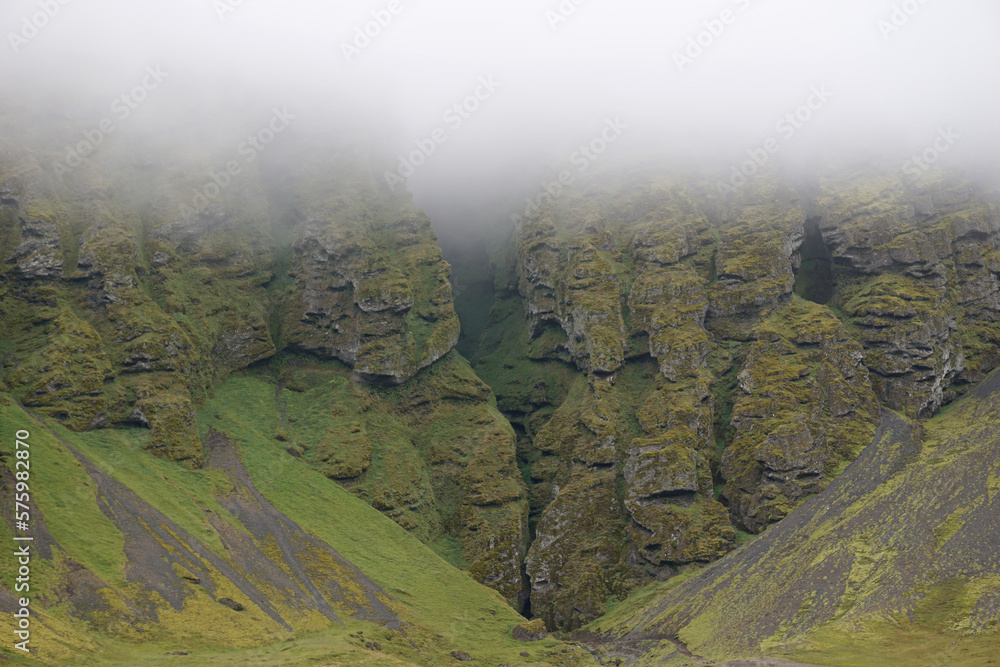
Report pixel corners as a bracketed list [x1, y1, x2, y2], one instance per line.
[2, 0, 998, 215]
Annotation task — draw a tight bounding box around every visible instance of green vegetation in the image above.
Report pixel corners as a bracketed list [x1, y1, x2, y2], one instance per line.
[3, 104, 1000, 666]
[590, 369, 1000, 665]
[0, 397, 125, 585]
[0, 389, 593, 665]
[195, 376, 564, 664]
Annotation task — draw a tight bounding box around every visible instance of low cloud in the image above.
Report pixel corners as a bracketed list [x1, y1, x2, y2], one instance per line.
[1, 0, 997, 235]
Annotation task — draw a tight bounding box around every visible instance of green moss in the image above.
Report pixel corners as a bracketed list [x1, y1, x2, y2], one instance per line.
[129, 378, 203, 465]
[474, 295, 575, 416]
[9, 308, 113, 430]
[721, 298, 879, 532]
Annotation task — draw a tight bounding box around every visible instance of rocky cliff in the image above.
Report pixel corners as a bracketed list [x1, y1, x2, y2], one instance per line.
[469, 162, 1000, 632]
[592, 369, 1000, 666]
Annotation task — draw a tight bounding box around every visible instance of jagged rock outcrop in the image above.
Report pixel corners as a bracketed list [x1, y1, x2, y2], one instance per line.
[708, 177, 805, 322]
[517, 217, 627, 375]
[721, 300, 880, 532]
[842, 274, 963, 418]
[8, 308, 113, 431]
[816, 168, 1000, 416]
[1, 157, 64, 280]
[628, 265, 710, 381]
[474, 164, 1000, 633]
[280, 152, 459, 386]
[8, 213, 62, 279]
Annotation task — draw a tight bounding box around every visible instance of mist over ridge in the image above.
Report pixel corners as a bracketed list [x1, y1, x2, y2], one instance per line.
[2, 0, 999, 233]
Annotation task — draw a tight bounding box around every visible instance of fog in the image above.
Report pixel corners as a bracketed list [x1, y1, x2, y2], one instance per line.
[2, 0, 999, 234]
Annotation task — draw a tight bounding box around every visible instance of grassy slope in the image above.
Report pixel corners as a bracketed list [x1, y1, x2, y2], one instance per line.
[0, 387, 595, 666]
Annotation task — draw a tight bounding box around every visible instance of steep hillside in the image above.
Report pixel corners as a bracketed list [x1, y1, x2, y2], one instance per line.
[590, 369, 1000, 666]
[0, 388, 593, 665]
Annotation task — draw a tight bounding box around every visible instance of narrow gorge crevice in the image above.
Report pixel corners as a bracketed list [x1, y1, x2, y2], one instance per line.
[794, 216, 835, 304]
[430, 219, 551, 619]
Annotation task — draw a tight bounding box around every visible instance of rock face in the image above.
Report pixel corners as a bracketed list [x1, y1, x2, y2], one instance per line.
[471, 164, 1000, 632]
[9, 308, 113, 431]
[517, 217, 627, 375]
[721, 300, 880, 532]
[280, 152, 459, 386]
[7, 214, 62, 279]
[708, 178, 805, 322]
[814, 168, 1000, 417]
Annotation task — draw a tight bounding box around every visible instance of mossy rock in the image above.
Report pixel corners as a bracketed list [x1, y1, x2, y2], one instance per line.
[11, 308, 113, 430]
[526, 468, 627, 632]
[131, 382, 203, 466]
[721, 298, 879, 532]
